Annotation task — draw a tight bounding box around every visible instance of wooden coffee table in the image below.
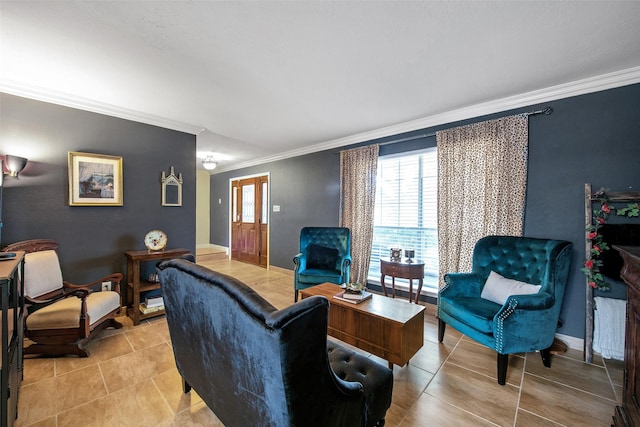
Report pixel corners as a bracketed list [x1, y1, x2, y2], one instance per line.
[300, 283, 425, 367]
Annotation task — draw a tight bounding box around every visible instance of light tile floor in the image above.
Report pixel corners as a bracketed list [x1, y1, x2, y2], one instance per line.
[14, 258, 622, 426]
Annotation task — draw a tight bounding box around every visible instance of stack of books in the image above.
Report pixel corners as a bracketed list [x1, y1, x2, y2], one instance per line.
[139, 295, 164, 314]
[333, 289, 372, 304]
[145, 295, 164, 307]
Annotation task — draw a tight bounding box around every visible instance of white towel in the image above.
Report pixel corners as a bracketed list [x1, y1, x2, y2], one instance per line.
[593, 296, 626, 360]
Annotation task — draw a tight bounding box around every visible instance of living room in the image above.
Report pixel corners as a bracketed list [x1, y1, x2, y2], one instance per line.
[1, 2, 640, 426]
[4, 73, 638, 351]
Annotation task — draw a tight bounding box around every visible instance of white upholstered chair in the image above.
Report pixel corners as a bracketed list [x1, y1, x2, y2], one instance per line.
[2, 239, 123, 357]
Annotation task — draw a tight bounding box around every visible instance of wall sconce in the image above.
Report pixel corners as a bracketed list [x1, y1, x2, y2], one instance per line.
[202, 156, 218, 171]
[4, 155, 28, 177]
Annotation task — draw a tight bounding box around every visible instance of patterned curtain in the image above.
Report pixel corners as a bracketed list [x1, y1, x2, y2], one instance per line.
[339, 144, 379, 285]
[437, 115, 528, 286]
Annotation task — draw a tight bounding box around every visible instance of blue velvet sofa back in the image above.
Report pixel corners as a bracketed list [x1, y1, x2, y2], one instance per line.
[158, 258, 391, 427]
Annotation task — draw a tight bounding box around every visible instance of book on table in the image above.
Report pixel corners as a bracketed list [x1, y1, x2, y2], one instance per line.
[139, 303, 164, 314]
[333, 290, 372, 304]
[145, 295, 164, 307]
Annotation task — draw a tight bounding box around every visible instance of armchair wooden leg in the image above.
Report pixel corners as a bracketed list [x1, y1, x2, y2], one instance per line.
[437, 318, 446, 342]
[540, 347, 551, 368]
[497, 353, 508, 385]
[294, 289, 298, 302]
[25, 342, 89, 358]
[107, 318, 124, 329]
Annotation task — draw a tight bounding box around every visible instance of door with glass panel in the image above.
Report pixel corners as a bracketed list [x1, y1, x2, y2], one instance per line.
[231, 176, 268, 267]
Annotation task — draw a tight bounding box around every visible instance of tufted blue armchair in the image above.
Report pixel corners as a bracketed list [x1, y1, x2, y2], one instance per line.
[438, 235, 573, 385]
[293, 227, 351, 302]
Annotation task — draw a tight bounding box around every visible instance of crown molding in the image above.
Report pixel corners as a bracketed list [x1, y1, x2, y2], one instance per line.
[0, 78, 205, 135]
[2, 65, 640, 173]
[214, 66, 640, 173]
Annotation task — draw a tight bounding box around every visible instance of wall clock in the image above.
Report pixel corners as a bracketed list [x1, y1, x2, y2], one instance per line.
[144, 230, 167, 251]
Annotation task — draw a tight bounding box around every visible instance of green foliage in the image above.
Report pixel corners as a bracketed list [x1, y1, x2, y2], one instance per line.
[616, 203, 640, 217]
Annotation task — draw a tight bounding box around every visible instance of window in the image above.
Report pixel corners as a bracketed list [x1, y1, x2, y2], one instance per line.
[368, 147, 439, 294]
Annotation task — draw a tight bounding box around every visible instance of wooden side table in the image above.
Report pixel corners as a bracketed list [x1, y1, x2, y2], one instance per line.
[380, 258, 425, 303]
[125, 248, 190, 325]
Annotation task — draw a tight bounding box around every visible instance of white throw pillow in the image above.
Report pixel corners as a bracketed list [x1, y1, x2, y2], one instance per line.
[480, 271, 542, 305]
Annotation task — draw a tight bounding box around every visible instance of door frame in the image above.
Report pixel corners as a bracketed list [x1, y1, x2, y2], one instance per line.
[228, 172, 271, 267]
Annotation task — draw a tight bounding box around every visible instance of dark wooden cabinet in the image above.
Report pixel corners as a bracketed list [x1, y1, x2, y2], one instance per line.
[1, 252, 24, 427]
[613, 246, 640, 427]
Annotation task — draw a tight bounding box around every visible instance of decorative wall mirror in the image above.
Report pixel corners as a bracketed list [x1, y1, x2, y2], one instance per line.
[161, 166, 183, 206]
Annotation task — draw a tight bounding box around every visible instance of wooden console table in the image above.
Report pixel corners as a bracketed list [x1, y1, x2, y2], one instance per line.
[612, 246, 640, 427]
[380, 258, 425, 303]
[125, 248, 189, 325]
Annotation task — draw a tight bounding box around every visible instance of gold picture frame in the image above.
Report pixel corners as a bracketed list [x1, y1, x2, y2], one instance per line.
[68, 152, 123, 206]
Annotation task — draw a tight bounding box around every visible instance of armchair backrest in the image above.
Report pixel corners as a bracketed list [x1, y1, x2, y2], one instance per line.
[472, 235, 573, 299]
[3, 239, 64, 298]
[157, 258, 364, 426]
[300, 227, 351, 266]
[23, 250, 64, 299]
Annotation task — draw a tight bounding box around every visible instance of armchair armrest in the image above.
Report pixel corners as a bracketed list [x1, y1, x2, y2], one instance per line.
[266, 296, 321, 329]
[293, 252, 306, 272]
[441, 273, 485, 297]
[26, 288, 90, 315]
[500, 291, 554, 311]
[494, 291, 557, 353]
[340, 256, 352, 268]
[340, 256, 352, 283]
[64, 272, 124, 294]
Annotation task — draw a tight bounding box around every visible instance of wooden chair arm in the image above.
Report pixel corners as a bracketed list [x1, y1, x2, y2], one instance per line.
[26, 289, 90, 315]
[63, 273, 124, 294]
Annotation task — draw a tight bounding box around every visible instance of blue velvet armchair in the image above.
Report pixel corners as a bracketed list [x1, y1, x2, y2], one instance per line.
[438, 235, 573, 385]
[293, 227, 351, 302]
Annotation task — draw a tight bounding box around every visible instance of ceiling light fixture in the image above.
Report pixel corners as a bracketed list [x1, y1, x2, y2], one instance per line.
[4, 155, 28, 177]
[202, 156, 218, 170]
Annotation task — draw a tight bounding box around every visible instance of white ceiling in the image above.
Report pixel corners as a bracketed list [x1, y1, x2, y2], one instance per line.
[2, 1, 640, 172]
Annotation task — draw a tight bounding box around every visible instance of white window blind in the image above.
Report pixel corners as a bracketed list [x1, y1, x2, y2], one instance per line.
[368, 147, 439, 293]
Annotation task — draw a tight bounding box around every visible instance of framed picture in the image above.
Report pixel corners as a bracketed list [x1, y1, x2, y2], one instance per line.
[161, 166, 183, 206]
[68, 152, 123, 206]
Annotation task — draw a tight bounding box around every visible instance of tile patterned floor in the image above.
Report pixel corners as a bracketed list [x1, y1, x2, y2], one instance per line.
[14, 258, 622, 426]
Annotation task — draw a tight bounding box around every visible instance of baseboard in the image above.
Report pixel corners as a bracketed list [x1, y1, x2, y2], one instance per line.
[196, 244, 228, 253]
[268, 265, 294, 276]
[555, 333, 583, 352]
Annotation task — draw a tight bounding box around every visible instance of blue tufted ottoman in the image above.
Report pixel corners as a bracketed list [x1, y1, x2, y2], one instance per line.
[328, 340, 393, 427]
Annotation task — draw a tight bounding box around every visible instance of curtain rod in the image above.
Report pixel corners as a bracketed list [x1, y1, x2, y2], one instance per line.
[526, 107, 553, 116]
[377, 106, 553, 147]
[378, 133, 433, 146]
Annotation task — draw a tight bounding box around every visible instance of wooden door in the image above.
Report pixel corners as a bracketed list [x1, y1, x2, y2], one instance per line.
[231, 176, 268, 267]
